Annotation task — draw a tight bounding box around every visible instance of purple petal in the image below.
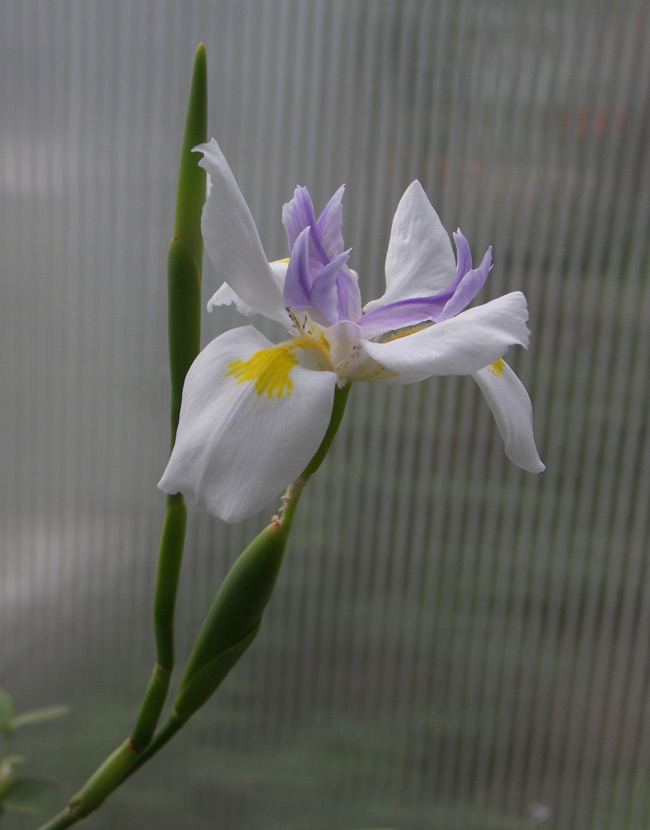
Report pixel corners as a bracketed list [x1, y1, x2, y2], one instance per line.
[310, 249, 351, 325]
[282, 186, 318, 250]
[358, 295, 447, 339]
[283, 227, 313, 308]
[437, 246, 492, 322]
[453, 230, 472, 282]
[335, 268, 362, 321]
[316, 185, 346, 259]
[282, 185, 329, 270]
[358, 228, 493, 338]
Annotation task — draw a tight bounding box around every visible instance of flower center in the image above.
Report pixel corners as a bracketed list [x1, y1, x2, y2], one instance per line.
[226, 335, 332, 399]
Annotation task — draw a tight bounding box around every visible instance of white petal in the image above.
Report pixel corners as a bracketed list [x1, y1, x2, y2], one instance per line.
[472, 362, 545, 473]
[195, 139, 288, 325]
[363, 181, 456, 313]
[206, 261, 290, 317]
[360, 292, 531, 383]
[206, 282, 255, 315]
[159, 326, 337, 522]
[269, 259, 290, 285]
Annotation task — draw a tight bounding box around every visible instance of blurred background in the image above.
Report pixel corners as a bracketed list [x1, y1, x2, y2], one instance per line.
[1, 1, 649, 828]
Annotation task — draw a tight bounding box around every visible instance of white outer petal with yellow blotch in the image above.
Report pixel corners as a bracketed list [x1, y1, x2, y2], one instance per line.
[159, 326, 338, 522]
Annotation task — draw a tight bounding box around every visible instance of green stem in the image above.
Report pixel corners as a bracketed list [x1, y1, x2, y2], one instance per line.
[129, 491, 187, 750]
[33, 809, 76, 830]
[35, 740, 139, 830]
[281, 382, 352, 533]
[121, 715, 186, 782]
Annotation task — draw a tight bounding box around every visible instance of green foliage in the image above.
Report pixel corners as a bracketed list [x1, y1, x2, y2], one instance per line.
[0, 687, 69, 816]
[10, 706, 72, 733]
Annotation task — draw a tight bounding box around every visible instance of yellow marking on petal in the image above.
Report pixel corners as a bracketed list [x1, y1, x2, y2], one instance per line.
[226, 336, 330, 399]
[270, 257, 290, 265]
[379, 321, 433, 343]
[487, 359, 506, 377]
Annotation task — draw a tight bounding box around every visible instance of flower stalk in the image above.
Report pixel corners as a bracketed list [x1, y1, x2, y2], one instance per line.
[281, 382, 352, 533]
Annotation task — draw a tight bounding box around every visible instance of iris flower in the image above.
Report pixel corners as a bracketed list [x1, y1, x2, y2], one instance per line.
[159, 140, 544, 522]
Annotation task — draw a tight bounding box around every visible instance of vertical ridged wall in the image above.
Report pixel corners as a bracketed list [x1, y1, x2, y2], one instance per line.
[2, 2, 649, 828]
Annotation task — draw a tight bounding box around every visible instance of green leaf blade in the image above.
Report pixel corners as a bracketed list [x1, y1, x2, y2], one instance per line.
[9, 704, 71, 731]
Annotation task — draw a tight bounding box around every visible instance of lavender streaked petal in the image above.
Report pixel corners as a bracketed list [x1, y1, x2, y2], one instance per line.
[437, 246, 492, 322]
[453, 229, 472, 281]
[358, 295, 448, 339]
[283, 227, 313, 308]
[310, 249, 351, 325]
[316, 185, 346, 259]
[282, 186, 318, 250]
[335, 267, 363, 321]
[282, 185, 333, 273]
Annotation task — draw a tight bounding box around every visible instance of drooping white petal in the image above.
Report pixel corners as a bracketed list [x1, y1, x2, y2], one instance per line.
[195, 139, 288, 325]
[472, 362, 545, 473]
[363, 181, 456, 313]
[360, 292, 531, 383]
[159, 326, 337, 522]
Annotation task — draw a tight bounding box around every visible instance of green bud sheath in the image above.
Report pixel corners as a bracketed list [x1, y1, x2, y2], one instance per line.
[173, 623, 261, 719]
[168, 42, 207, 448]
[173, 521, 288, 720]
[172, 43, 207, 261]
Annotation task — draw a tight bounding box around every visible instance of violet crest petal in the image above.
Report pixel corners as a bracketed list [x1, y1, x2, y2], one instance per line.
[282, 186, 318, 250]
[283, 227, 313, 309]
[335, 267, 363, 321]
[316, 185, 346, 259]
[453, 229, 473, 280]
[357, 296, 447, 340]
[437, 246, 493, 322]
[310, 249, 352, 325]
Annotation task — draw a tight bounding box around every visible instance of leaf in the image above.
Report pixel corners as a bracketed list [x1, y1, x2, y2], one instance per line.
[9, 704, 71, 730]
[2, 776, 60, 814]
[0, 688, 15, 734]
